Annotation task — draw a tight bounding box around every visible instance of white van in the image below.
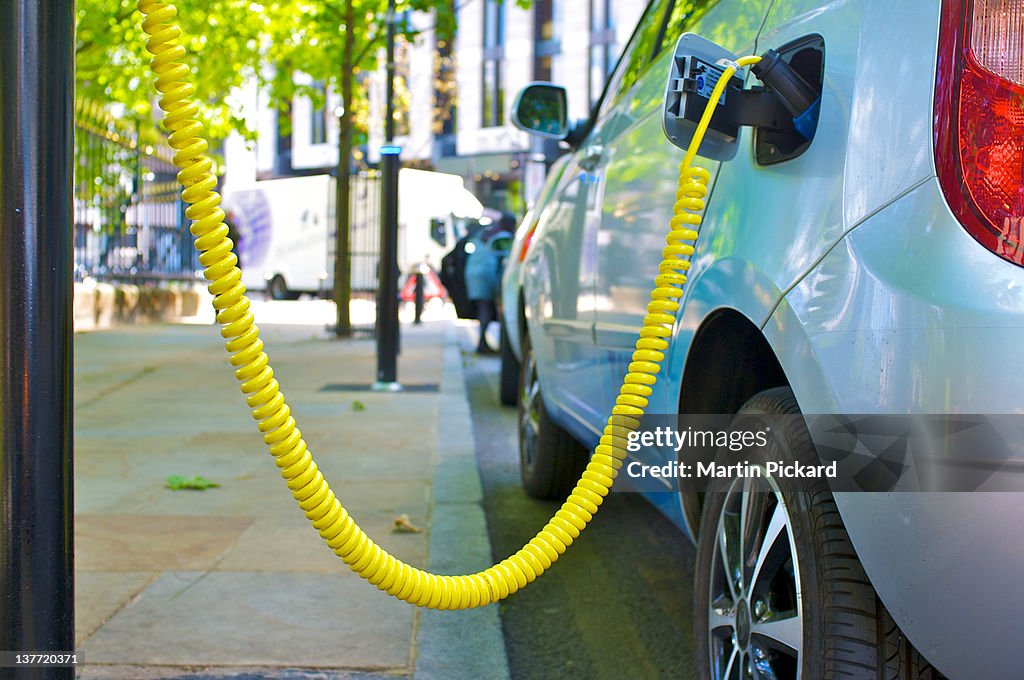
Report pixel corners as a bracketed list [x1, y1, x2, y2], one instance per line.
[223, 170, 482, 300]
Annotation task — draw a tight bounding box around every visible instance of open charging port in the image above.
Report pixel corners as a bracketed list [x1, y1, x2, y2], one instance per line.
[662, 33, 825, 164]
[754, 34, 825, 165]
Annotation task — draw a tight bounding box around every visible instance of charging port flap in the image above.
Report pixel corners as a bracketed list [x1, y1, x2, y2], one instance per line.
[662, 33, 746, 161]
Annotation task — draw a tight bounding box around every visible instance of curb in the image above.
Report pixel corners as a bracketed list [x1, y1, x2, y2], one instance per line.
[412, 324, 510, 680]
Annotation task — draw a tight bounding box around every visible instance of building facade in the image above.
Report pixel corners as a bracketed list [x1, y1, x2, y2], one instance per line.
[441, 0, 642, 213]
[225, 0, 644, 215]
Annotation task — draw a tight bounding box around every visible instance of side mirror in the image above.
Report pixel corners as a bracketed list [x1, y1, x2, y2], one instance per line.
[512, 83, 568, 140]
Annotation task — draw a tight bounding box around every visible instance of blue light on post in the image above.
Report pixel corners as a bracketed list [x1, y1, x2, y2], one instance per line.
[380, 145, 403, 156]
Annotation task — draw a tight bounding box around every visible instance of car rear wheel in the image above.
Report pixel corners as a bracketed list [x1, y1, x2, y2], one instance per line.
[694, 387, 944, 680]
[268, 275, 289, 301]
[518, 331, 586, 499]
[498, 323, 519, 406]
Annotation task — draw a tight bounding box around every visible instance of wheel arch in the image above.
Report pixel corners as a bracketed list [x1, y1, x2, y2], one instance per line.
[677, 308, 790, 537]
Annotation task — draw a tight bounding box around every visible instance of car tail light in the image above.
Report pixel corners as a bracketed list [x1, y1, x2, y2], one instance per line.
[935, 0, 1024, 265]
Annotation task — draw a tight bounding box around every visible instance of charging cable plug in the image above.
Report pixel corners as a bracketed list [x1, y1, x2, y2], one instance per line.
[751, 49, 821, 139]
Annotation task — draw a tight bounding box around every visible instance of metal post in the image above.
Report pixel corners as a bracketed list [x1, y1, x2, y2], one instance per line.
[0, 0, 76, 674]
[414, 271, 425, 325]
[376, 147, 401, 388]
[374, 0, 401, 390]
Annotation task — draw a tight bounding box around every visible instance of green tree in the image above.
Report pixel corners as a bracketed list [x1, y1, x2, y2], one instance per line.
[76, 0, 270, 143]
[77, 1, 530, 336]
[77, 0, 455, 336]
[260, 0, 457, 336]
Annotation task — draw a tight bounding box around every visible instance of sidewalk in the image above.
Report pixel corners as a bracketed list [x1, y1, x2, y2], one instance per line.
[74, 317, 508, 679]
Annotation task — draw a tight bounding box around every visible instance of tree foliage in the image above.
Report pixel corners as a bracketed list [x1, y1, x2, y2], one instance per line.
[260, 0, 458, 144]
[76, 0, 270, 142]
[75, 0, 459, 145]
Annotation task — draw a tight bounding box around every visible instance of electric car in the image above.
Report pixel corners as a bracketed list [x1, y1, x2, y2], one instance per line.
[506, 0, 1024, 678]
[499, 154, 572, 405]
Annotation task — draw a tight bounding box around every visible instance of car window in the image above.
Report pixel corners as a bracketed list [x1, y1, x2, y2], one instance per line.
[662, 0, 769, 59]
[595, 0, 724, 124]
[594, 0, 674, 122]
[656, 1, 722, 56]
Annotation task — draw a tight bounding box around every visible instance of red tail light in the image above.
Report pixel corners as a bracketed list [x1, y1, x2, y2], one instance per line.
[936, 0, 1024, 265]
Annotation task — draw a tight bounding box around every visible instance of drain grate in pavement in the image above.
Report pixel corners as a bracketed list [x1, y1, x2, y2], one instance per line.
[319, 382, 440, 393]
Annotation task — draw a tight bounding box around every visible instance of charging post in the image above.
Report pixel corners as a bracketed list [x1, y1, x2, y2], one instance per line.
[0, 0, 76, 672]
[374, 0, 401, 391]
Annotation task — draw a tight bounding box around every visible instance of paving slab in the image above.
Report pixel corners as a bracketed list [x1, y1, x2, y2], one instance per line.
[76, 571, 158, 645]
[79, 571, 415, 668]
[73, 319, 506, 678]
[214, 512, 429, 574]
[76, 515, 254, 572]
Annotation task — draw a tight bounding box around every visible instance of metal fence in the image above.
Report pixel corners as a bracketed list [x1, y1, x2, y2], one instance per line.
[330, 170, 381, 336]
[73, 98, 199, 282]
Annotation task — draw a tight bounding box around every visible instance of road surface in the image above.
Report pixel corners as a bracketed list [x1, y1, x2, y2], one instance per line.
[463, 352, 699, 680]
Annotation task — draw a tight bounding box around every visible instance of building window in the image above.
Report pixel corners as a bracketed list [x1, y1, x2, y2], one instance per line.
[589, 0, 615, 107]
[395, 38, 411, 137]
[482, 0, 505, 128]
[533, 0, 558, 81]
[275, 105, 293, 176]
[434, 37, 458, 157]
[310, 81, 327, 145]
[535, 0, 554, 42]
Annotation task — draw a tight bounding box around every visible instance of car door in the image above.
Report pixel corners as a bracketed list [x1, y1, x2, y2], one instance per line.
[525, 149, 604, 433]
[526, 0, 680, 440]
[588, 0, 774, 467]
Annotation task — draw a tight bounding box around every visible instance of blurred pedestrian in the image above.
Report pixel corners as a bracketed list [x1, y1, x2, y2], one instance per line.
[225, 209, 242, 268]
[464, 212, 515, 354]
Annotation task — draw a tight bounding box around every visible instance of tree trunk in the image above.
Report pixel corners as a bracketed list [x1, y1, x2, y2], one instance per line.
[332, 0, 357, 337]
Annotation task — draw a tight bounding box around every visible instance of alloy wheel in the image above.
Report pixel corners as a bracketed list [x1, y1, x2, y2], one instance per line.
[519, 349, 541, 469]
[707, 474, 803, 680]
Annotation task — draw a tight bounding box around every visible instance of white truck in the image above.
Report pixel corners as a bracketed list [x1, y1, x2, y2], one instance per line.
[222, 169, 483, 300]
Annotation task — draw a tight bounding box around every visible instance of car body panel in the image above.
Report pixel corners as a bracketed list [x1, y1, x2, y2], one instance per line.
[776, 177, 1024, 677]
[561, 0, 776, 450]
[523, 153, 608, 430]
[501, 154, 572, 362]
[518, 0, 1024, 674]
[784, 179, 1024, 414]
[761, 0, 941, 229]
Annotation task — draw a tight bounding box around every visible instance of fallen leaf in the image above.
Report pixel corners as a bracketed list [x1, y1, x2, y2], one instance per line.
[393, 513, 422, 533]
[166, 475, 220, 491]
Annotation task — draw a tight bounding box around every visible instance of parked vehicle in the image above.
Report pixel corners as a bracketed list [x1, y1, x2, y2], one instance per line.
[223, 174, 332, 299]
[441, 212, 516, 356]
[223, 170, 481, 300]
[499, 155, 572, 405]
[508, 0, 1024, 678]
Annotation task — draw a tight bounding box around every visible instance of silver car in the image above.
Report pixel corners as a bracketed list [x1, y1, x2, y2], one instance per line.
[505, 0, 1024, 678]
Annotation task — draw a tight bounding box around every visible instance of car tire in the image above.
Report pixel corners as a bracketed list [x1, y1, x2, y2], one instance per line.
[693, 387, 944, 680]
[268, 275, 289, 301]
[499, 323, 519, 406]
[518, 330, 586, 499]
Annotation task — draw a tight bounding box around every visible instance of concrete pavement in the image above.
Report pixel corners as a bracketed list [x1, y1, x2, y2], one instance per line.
[73, 314, 508, 679]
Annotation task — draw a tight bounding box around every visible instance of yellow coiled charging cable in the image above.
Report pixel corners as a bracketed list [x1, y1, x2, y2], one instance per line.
[138, 0, 759, 609]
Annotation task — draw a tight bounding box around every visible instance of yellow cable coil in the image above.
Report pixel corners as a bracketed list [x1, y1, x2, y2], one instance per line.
[139, 0, 758, 609]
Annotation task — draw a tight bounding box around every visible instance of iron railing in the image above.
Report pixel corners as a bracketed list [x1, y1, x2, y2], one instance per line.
[328, 170, 381, 335]
[73, 98, 199, 282]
